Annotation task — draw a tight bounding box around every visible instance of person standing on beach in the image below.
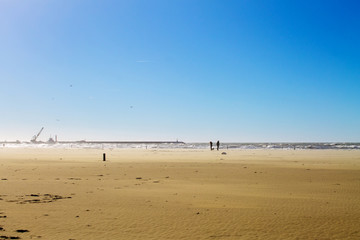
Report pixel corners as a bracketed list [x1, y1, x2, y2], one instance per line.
[210, 141, 213, 150]
[216, 140, 220, 151]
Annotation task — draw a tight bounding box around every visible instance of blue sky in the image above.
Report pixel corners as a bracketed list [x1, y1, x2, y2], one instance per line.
[1, 0, 359, 142]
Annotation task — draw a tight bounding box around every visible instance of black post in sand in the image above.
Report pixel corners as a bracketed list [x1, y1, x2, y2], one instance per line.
[103, 153, 106, 161]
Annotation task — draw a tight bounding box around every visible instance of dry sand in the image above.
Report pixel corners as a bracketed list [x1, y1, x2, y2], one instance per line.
[0, 148, 360, 239]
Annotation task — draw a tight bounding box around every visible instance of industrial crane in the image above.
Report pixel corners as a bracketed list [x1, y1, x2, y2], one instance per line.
[31, 127, 44, 143]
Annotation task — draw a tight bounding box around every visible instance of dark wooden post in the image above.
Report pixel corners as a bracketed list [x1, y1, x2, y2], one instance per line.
[103, 153, 106, 161]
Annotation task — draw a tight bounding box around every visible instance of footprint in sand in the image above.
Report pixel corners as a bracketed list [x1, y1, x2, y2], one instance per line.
[67, 178, 82, 180]
[0, 236, 21, 239]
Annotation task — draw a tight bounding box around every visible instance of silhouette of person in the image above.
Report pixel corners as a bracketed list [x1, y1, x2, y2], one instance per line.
[210, 141, 213, 150]
[216, 140, 220, 151]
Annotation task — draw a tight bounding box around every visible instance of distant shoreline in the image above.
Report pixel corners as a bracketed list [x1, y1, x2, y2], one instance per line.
[58, 141, 186, 144]
[2, 140, 360, 143]
[1, 141, 359, 150]
[0, 140, 185, 144]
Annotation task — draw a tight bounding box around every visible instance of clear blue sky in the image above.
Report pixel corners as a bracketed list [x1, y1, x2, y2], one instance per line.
[1, 0, 359, 142]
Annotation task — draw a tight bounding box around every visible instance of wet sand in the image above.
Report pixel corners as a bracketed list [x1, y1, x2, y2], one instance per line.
[1, 148, 360, 239]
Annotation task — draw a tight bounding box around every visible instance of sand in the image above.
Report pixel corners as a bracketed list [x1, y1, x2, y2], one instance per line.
[0, 148, 360, 240]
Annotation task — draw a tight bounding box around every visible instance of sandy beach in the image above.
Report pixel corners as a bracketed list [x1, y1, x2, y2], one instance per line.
[1, 148, 360, 239]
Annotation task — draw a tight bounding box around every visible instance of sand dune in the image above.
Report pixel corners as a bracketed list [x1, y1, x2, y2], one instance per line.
[1, 148, 360, 239]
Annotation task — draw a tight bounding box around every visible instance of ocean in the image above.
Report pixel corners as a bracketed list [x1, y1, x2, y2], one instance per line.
[1, 142, 360, 150]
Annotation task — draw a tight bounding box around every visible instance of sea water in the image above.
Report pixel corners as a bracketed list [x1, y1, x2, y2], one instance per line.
[1, 142, 360, 150]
